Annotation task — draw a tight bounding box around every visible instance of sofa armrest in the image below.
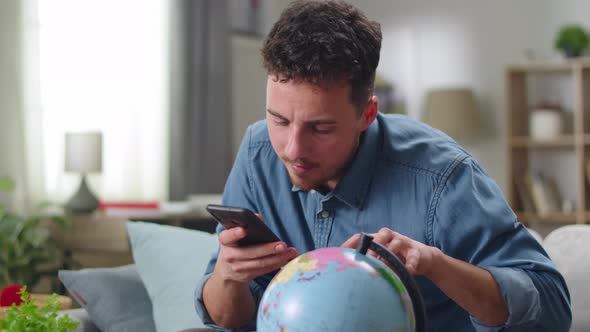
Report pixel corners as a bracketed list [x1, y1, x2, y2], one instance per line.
[58, 308, 101, 332]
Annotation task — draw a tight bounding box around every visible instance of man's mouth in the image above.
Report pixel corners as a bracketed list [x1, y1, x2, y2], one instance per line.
[290, 163, 315, 175]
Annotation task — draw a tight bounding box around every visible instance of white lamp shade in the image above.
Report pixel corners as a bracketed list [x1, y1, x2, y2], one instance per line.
[65, 132, 103, 173]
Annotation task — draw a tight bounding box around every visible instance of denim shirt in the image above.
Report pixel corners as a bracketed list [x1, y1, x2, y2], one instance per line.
[195, 113, 571, 332]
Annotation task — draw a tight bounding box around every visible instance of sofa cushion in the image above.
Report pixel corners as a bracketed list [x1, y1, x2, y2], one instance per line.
[126, 221, 218, 332]
[58, 264, 156, 332]
[544, 224, 590, 332]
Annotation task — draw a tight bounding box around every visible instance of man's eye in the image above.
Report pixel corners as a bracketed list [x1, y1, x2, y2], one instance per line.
[314, 125, 334, 134]
[274, 120, 288, 126]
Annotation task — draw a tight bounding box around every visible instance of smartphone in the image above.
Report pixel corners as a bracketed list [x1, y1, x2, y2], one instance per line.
[206, 204, 280, 246]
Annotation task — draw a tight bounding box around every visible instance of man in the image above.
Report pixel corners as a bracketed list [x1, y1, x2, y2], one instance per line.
[195, 1, 571, 331]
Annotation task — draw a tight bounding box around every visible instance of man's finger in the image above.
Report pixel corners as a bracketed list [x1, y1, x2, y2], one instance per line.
[373, 228, 394, 246]
[388, 237, 405, 253]
[234, 241, 289, 260]
[218, 227, 247, 246]
[405, 254, 419, 274]
[233, 249, 299, 275]
[341, 233, 361, 248]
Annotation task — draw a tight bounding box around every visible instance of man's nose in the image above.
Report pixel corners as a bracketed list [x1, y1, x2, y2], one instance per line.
[285, 127, 309, 161]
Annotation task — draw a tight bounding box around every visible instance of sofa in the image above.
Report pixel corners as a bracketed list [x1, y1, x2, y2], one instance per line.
[58, 223, 590, 332]
[539, 225, 590, 331]
[58, 221, 220, 332]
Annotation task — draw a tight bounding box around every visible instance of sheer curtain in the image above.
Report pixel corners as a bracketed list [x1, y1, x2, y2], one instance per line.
[0, 0, 28, 213]
[36, 0, 169, 202]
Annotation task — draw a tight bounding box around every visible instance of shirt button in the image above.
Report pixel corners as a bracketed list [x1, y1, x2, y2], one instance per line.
[320, 210, 330, 218]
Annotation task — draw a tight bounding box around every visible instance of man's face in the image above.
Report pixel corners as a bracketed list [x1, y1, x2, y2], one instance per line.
[266, 77, 376, 192]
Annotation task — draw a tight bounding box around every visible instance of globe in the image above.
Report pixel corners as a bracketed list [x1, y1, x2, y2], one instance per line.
[257, 247, 416, 332]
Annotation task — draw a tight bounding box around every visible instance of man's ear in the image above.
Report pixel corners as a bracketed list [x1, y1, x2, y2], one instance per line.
[361, 96, 379, 131]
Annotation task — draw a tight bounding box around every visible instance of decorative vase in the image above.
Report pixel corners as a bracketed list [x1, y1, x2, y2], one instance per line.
[530, 109, 563, 139]
[563, 47, 582, 58]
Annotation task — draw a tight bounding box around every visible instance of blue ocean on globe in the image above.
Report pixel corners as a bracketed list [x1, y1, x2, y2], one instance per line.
[257, 247, 415, 332]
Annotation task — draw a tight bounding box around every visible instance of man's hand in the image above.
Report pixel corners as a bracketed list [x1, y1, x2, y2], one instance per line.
[342, 227, 508, 326]
[341, 227, 439, 276]
[203, 225, 298, 329]
[215, 226, 299, 283]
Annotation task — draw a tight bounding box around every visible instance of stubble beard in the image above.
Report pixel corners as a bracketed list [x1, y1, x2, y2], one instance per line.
[284, 129, 362, 193]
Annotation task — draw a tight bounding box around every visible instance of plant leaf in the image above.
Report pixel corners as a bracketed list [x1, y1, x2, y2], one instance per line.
[0, 286, 80, 331]
[0, 176, 15, 192]
[0, 181, 73, 297]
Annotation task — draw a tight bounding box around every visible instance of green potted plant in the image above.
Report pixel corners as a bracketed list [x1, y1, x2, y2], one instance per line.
[554, 24, 589, 58]
[0, 286, 79, 331]
[0, 176, 72, 290]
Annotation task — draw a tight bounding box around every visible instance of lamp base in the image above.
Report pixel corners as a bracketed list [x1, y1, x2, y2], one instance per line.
[65, 175, 99, 214]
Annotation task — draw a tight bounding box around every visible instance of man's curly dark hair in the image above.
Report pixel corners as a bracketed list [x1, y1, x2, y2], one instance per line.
[261, 0, 382, 113]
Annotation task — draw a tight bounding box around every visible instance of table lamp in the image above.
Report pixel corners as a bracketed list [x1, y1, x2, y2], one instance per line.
[64, 132, 102, 213]
[422, 88, 482, 139]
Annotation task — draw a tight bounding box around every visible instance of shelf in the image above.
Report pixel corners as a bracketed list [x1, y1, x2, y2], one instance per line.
[510, 135, 576, 148]
[516, 212, 578, 224]
[507, 58, 590, 73]
[507, 60, 590, 227]
[510, 134, 590, 147]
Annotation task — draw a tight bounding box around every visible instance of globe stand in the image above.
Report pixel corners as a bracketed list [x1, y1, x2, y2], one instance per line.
[356, 233, 427, 332]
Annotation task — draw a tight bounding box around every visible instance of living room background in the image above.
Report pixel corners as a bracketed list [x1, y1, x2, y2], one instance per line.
[2, 0, 590, 213]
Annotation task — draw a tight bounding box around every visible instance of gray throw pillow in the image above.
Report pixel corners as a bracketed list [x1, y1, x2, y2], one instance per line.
[59, 264, 156, 332]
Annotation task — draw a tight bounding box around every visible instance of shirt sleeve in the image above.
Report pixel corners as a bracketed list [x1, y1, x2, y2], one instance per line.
[430, 156, 571, 331]
[194, 271, 266, 332]
[193, 125, 266, 331]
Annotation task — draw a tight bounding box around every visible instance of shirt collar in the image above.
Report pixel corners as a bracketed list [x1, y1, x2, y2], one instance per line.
[291, 116, 380, 209]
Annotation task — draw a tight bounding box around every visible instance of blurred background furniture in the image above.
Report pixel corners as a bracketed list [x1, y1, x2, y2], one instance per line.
[543, 224, 590, 332]
[57, 222, 220, 332]
[422, 87, 482, 140]
[64, 132, 103, 214]
[49, 210, 217, 272]
[506, 60, 590, 228]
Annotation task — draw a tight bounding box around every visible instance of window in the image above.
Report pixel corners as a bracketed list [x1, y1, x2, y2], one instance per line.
[37, 0, 169, 201]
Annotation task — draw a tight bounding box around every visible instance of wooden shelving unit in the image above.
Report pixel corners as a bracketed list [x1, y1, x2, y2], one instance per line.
[506, 59, 590, 224]
[510, 135, 576, 148]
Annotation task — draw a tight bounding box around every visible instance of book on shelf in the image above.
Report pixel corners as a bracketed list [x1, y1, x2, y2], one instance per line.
[515, 176, 536, 213]
[524, 172, 562, 216]
[542, 175, 563, 213]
